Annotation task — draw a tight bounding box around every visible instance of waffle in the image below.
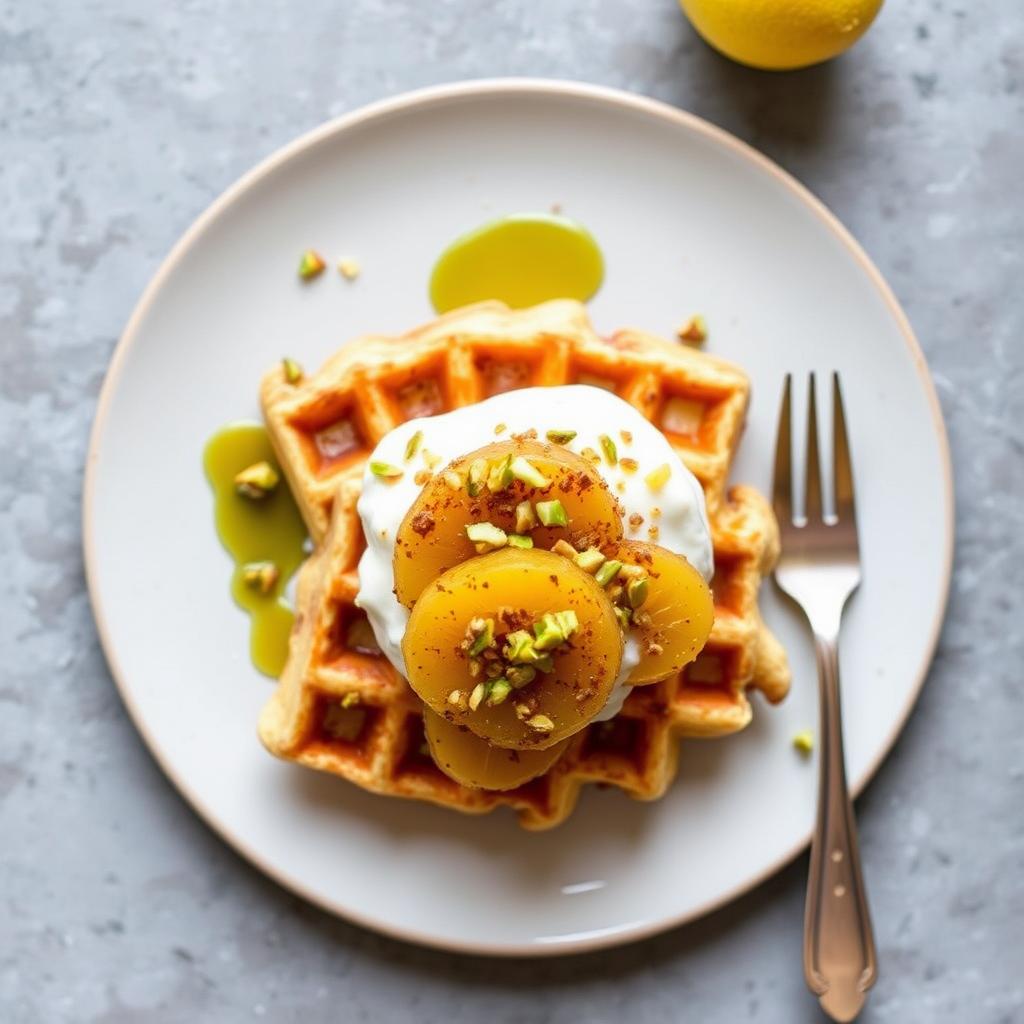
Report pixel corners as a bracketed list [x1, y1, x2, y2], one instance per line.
[257, 300, 790, 829]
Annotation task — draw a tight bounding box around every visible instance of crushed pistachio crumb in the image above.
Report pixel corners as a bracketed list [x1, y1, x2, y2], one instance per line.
[507, 533, 534, 549]
[468, 682, 487, 712]
[526, 714, 555, 734]
[298, 249, 326, 280]
[551, 538, 578, 559]
[466, 617, 496, 657]
[340, 692, 360, 709]
[369, 461, 404, 481]
[594, 560, 623, 588]
[676, 314, 707, 344]
[574, 548, 606, 574]
[598, 434, 618, 466]
[494, 422, 507, 435]
[620, 430, 633, 445]
[485, 679, 512, 707]
[466, 458, 488, 497]
[535, 499, 568, 527]
[404, 430, 423, 462]
[486, 453, 515, 492]
[282, 357, 303, 383]
[619, 457, 639, 474]
[413, 469, 432, 485]
[509, 456, 549, 488]
[465, 521, 508, 551]
[337, 257, 361, 280]
[626, 576, 650, 609]
[241, 560, 279, 593]
[515, 500, 538, 534]
[545, 429, 577, 445]
[234, 461, 280, 499]
[444, 470, 463, 490]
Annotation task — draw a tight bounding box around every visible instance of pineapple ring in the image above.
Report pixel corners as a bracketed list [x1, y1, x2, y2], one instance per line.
[393, 438, 623, 609]
[401, 547, 623, 750]
[423, 708, 570, 791]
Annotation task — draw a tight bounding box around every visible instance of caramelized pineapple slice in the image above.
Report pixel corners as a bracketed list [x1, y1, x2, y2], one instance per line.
[393, 439, 623, 608]
[401, 547, 623, 750]
[423, 708, 570, 791]
[601, 540, 714, 685]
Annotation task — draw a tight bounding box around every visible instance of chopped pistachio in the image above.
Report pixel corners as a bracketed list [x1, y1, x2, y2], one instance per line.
[413, 469, 432, 486]
[509, 456, 549, 488]
[234, 461, 280, 499]
[486, 453, 515, 492]
[494, 422, 507, 435]
[447, 689, 468, 709]
[580, 447, 601, 464]
[507, 533, 534, 549]
[421, 449, 442, 470]
[619, 457, 639, 474]
[573, 548, 606, 574]
[337, 257, 361, 280]
[532, 652, 554, 673]
[617, 563, 645, 580]
[503, 630, 536, 664]
[545, 429, 577, 445]
[526, 714, 555, 734]
[594, 559, 624, 588]
[620, 430, 633, 445]
[340, 692, 360, 709]
[533, 610, 579, 650]
[598, 433, 618, 466]
[506, 665, 537, 689]
[515, 500, 538, 534]
[645, 463, 672, 490]
[626, 576, 650, 610]
[369, 461, 404, 481]
[468, 682, 487, 712]
[298, 249, 326, 280]
[614, 606, 632, 631]
[514, 703, 532, 721]
[465, 522, 508, 550]
[466, 457, 489, 497]
[241, 560, 279, 593]
[404, 430, 423, 462]
[466, 617, 496, 657]
[485, 679, 513, 707]
[793, 729, 815, 755]
[676, 314, 708, 343]
[551, 538, 577, 559]
[282, 357, 303, 384]
[535, 499, 568, 527]
[444, 470, 463, 490]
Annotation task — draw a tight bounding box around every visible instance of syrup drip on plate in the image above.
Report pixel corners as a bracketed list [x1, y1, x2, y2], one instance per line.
[429, 213, 603, 313]
[203, 423, 307, 676]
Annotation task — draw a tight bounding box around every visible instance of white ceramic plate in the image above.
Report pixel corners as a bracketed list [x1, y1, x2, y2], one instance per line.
[84, 80, 953, 955]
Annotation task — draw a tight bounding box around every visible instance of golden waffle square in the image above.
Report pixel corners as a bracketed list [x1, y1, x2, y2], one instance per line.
[257, 301, 790, 829]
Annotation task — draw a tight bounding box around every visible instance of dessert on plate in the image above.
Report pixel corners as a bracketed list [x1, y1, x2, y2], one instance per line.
[256, 299, 790, 829]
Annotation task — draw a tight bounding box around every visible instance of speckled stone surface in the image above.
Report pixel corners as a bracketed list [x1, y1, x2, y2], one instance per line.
[1, 1, 1022, 1021]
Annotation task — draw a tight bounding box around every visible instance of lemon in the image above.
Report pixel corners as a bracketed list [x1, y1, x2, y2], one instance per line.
[679, 0, 884, 71]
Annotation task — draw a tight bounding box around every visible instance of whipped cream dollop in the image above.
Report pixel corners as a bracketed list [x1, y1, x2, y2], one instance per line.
[355, 385, 713, 721]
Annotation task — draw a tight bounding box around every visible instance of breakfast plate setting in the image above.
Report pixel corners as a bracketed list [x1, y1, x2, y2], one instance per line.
[83, 79, 953, 955]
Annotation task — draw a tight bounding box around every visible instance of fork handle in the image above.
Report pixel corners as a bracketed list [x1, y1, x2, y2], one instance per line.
[805, 631, 878, 1023]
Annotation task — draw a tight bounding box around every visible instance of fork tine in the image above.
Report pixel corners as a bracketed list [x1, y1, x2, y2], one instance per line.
[832, 373, 857, 528]
[805, 373, 823, 525]
[772, 374, 794, 525]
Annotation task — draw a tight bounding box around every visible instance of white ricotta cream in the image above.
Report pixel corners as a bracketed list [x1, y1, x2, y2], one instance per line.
[355, 385, 713, 721]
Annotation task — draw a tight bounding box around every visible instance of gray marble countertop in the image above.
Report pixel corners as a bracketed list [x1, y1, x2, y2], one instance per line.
[2, 1, 1022, 1021]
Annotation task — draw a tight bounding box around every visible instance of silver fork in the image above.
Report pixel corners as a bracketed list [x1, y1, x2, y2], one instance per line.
[772, 373, 877, 1023]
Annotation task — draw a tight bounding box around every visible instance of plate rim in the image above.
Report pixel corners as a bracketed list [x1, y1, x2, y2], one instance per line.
[82, 76, 955, 956]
